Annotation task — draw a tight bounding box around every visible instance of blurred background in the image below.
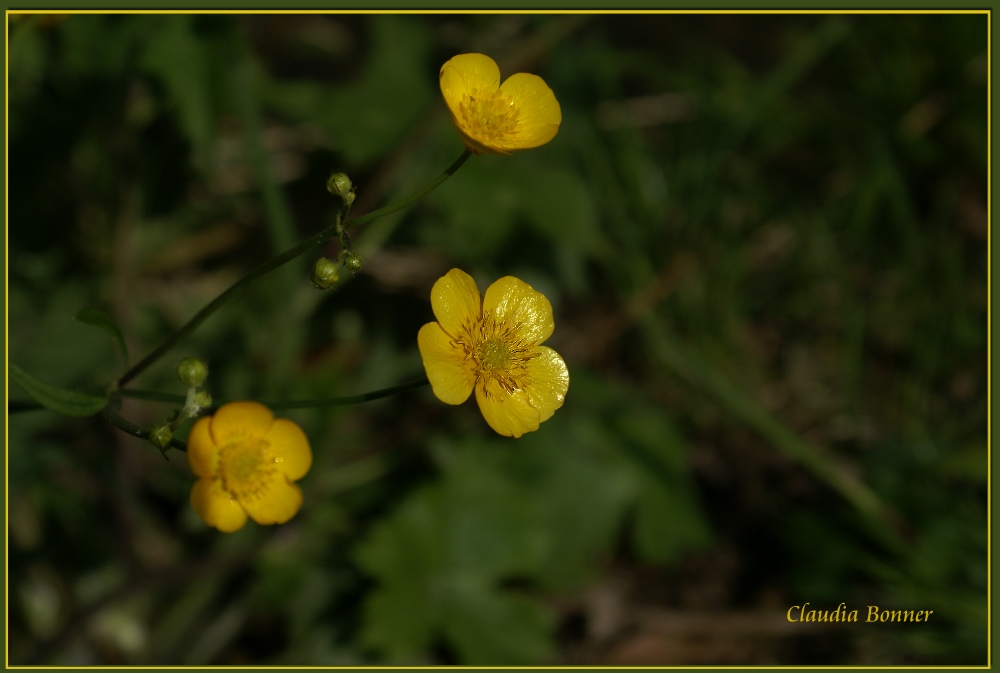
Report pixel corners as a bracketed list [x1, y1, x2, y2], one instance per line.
[7, 12, 988, 665]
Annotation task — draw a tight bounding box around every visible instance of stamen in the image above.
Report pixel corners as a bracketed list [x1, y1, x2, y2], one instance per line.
[220, 438, 277, 500]
[458, 87, 521, 144]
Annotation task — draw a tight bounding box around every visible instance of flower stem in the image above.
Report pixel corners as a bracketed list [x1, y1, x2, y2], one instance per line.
[342, 149, 472, 234]
[264, 376, 429, 410]
[117, 376, 430, 411]
[101, 405, 188, 452]
[117, 149, 472, 387]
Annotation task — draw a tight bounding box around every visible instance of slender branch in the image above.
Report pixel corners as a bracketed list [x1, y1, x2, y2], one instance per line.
[263, 376, 429, 410]
[118, 390, 186, 404]
[101, 405, 188, 452]
[117, 149, 473, 387]
[342, 149, 472, 234]
[117, 376, 430, 411]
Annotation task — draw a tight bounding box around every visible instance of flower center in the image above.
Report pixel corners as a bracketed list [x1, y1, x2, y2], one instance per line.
[458, 87, 521, 143]
[219, 438, 276, 500]
[476, 338, 512, 372]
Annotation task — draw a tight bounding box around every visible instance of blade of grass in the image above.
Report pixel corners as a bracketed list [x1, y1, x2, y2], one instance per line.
[641, 315, 909, 555]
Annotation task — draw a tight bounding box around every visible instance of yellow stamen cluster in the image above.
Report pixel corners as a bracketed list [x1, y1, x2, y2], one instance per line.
[219, 438, 276, 501]
[457, 88, 521, 146]
[450, 311, 539, 397]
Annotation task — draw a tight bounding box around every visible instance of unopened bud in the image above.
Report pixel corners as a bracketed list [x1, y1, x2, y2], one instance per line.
[149, 424, 173, 451]
[194, 391, 212, 409]
[312, 257, 340, 289]
[327, 172, 355, 205]
[344, 251, 363, 273]
[177, 358, 208, 387]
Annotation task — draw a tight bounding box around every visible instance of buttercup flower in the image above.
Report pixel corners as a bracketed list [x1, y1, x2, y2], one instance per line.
[188, 402, 312, 533]
[439, 53, 562, 155]
[417, 269, 569, 438]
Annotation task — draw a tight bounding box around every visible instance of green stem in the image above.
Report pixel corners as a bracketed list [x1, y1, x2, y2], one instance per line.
[117, 149, 472, 387]
[264, 376, 429, 410]
[101, 405, 188, 452]
[117, 376, 430, 411]
[343, 149, 472, 233]
[118, 390, 185, 404]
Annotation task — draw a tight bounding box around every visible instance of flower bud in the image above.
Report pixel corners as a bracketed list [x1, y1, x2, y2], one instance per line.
[344, 252, 363, 273]
[149, 424, 173, 451]
[327, 172, 355, 205]
[194, 391, 213, 409]
[177, 358, 208, 387]
[312, 257, 340, 289]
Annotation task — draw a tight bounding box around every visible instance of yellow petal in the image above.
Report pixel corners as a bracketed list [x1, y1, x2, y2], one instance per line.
[430, 268, 482, 338]
[418, 322, 476, 405]
[264, 419, 312, 482]
[499, 72, 562, 149]
[475, 380, 541, 438]
[439, 53, 500, 110]
[187, 416, 219, 479]
[453, 128, 510, 156]
[525, 346, 569, 422]
[210, 401, 274, 446]
[240, 477, 303, 526]
[190, 478, 248, 533]
[482, 276, 554, 345]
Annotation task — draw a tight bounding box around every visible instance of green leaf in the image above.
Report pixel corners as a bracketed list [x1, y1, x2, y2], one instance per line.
[355, 440, 554, 664]
[8, 363, 108, 417]
[74, 308, 129, 368]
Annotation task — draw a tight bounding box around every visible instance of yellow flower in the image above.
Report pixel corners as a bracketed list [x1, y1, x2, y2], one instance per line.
[439, 53, 562, 155]
[187, 401, 312, 533]
[417, 269, 569, 438]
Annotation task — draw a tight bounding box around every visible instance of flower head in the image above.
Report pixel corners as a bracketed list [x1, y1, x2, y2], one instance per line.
[188, 401, 312, 533]
[417, 269, 569, 437]
[439, 53, 561, 155]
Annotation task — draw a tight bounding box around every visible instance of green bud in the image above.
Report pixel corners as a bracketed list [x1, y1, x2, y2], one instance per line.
[177, 358, 208, 387]
[344, 252, 363, 273]
[312, 257, 340, 289]
[327, 172, 355, 205]
[194, 391, 213, 409]
[149, 424, 173, 451]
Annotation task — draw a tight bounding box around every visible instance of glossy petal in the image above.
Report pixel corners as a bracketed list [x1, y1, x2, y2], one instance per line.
[453, 128, 506, 156]
[499, 73, 562, 149]
[187, 416, 219, 479]
[418, 322, 476, 405]
[483, 276, 554, 345]
[190, 478, 247, 533]
[210, 401, 274, 446]
[525, 346, 570, 422]
[475, 380, 541, 438]
[240, 477, 303, 526]
[430, 268, 481, 338]
[440, 53, 501, 111]
[264, 419, 312, 481]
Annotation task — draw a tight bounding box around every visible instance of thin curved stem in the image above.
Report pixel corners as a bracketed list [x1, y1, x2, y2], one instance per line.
[101, 405, 188, 453]
[117, 376, 430, 411]
[117, 149, 473, 387]
[118, 390, 186, 404]
[263, 376, 429, 410]
[342, 149, 472, 233]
